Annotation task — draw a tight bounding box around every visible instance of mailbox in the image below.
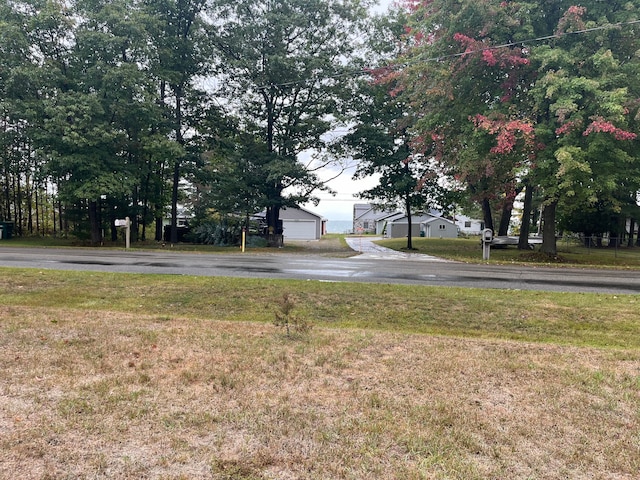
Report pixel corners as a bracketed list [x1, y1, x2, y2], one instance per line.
[482, 228, 493, 243]
[115, 217, 131, 249]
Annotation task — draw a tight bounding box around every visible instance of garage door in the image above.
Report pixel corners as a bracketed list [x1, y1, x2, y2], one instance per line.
[283, 220, 316, 240]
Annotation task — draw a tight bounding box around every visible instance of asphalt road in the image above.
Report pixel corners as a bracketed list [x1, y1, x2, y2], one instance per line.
[1, 243, 638, 294]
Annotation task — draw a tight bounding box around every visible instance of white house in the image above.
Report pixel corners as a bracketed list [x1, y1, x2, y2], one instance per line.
[280, 207, 326, 240]
[353, 204, 399, 234]
[454, 214, 484, 235]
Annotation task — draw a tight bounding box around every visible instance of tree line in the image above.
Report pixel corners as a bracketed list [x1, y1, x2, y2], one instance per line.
[1, 0, 369, 245]
[1, 0, 639, 254]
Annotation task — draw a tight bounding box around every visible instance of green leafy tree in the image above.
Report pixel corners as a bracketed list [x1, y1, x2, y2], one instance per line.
[210, 0, 370, 245]
[13, 0, 177, 244]
[143, 0, 212, 243]
[30, 0, 169, 244]
[0, 2, 29, 223]
[526, 3, 639, 252]
[344, 12, 446, 249]
[190, 109, 269, 224]
[1, 1, 63, 234]
[392, 0, 538, 240]
[391, 0, 639, 255]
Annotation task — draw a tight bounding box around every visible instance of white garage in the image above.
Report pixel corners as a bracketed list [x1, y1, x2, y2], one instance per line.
[283, 219, 317, 240]
[281, 207, 325, 240]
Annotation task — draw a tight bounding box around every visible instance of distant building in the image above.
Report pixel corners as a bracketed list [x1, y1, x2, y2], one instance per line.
[386, 213, 457, 239]
[254, 207, 325, 240]
[353, 204, 400, 234]
[280, 207, 326, 240]
[419, 216, 458, 238]
[454, 214, 484, 235]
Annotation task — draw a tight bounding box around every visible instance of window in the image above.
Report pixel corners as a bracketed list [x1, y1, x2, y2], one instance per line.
[465, 221, 471, 228]
[439, 224, 446, 230]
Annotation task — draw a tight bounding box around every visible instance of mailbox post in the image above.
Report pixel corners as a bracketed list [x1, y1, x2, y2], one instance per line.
[482, 228, 493, 261]
[115, 216, 131, 249]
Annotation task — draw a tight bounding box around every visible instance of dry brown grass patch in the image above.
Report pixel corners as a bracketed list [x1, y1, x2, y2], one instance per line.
[1, 306, 639, 479]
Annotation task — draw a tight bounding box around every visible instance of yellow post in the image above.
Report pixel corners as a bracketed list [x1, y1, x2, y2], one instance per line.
[241, 228, 246, 253]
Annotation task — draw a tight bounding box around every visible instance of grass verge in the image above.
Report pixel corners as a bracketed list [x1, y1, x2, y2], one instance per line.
[1, 268, 639, 348]
[377, 236, 640, 269]
[1, 268, 639, 479]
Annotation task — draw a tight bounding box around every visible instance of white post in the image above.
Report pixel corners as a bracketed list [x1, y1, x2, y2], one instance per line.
[125, 216, 131, 249]
[483, 242, 490, 261]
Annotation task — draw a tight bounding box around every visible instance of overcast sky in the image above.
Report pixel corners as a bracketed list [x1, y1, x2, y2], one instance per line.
[301, 162, 380, 221]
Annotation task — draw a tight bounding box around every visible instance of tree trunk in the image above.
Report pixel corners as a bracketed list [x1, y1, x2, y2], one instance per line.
[156, 216, 163, 242]
[263, 90, 283, 246]
[497, 202, 511, 236]
[405, 195, 413, 250]
[110, 207, 117, 241]
[518, 183, 533, 250]
[266, 205, 283, 247]
[170, 84, 184, 245]
[35, 179, 41, 235]
[482, 197, 494, 232]
[404, 164, 413, 250]
[170, 160, 180, 243]
[88, 200, 102, 246]
[608, 216, 625, 249]
[540, 201, 557, 255]
[627, 219, 635, 248]
[15, 174, 22, 236]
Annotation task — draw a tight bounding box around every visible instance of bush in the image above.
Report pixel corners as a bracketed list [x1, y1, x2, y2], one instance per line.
[246, 235, 268, 248]
[191, 219, 242, 246]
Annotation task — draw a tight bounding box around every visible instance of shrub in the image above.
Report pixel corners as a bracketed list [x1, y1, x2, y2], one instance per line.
[273, 293, 313, 338]
[191, 219, 243, 246]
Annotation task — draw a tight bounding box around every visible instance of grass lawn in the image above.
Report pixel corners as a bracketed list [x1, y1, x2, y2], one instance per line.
[377, 236, 640, 269]
[1, 234, 356, 258]
[1, 267, 639, 479]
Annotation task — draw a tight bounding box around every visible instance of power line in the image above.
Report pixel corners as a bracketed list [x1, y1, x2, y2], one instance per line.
[258, 18, 640, 90]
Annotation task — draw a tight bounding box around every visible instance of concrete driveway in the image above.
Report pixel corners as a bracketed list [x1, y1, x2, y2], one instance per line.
[344, 236, 449, 262]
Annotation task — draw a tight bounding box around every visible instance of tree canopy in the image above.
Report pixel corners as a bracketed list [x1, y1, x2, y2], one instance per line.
[1, 0, 639, 251]
[379, 0, 640, 253]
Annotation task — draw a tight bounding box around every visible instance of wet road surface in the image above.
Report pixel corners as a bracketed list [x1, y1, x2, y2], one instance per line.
[1, 242, 638, 294]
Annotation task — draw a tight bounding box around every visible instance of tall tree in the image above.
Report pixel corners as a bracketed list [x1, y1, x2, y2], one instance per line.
[210, 0, 370, 246]
[1, 0, 57, 233]
[391, 0, 639, 255]
[143, 0, 212, 243]
[31, 0, 167, 244]
[345, 11, 444, 249]
[395, 0, 536, 238]
[528, 4, 639, 252]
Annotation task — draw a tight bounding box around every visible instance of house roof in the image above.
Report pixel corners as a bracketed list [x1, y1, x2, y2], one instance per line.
[377, 211, 404, 222]
[353, 203, 401, 222]
[253, 206, 325, 221]
[389, 213, 438, 223]
[281, 206, 325, 221]
[421, 216, 456, 225]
